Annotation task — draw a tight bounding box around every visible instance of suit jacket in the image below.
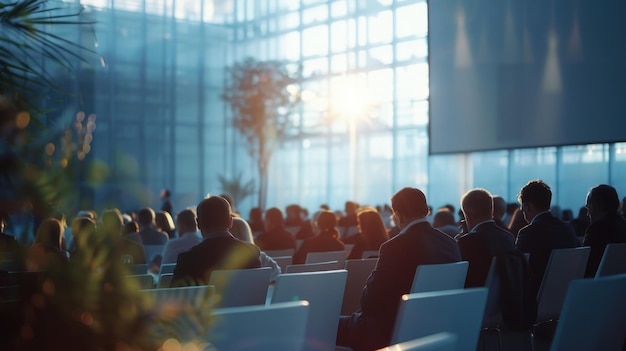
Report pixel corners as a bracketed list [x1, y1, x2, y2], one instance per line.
[355, 221, 461, 349]
[138, 227, 169, 245]
[515, 212, 578, 295]
[171, 231, 261, 287]
[255, 228, 297, 251]
[457, 221, 516, 287]
[582, 213, 626, 277]
[292, 233, 345, 264]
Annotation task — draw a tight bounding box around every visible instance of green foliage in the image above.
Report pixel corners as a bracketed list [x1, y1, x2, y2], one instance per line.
[221, 57, 303, 208]
[217, 172, 255, 207]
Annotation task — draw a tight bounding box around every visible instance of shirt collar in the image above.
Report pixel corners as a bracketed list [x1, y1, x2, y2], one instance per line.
[202, 230, 233, 241]
[469, 219, 495, 233]
[398, 217, 430, 236]
[531, 211, 551, 224]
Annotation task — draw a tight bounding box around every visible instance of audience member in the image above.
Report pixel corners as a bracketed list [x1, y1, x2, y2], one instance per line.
[582, 184, 626, 277]
[492, 195, 512, 234]
[247, 207, 265, 233]
[570, 206, 590, 240]
[26, 218, 69, 271]
[155, 210, 176, 239]
[337, 187, 461, 351]
[284, 204, 304, 227]
[68, 216, 97, 254]
[338, 201, 359, 230]
[161, 208, 202, 264]
[171, 197, 261, 287]
[515, 180, 578, 296]
[229, 216, 281, 282]
[433, 208, 459, 238]
[508, 207, 527, 238]
[100, 209, 146, 264]
[292, 210, 345, 264]
[122, 221, 142, 244]
[137, 207, 169, 245]
[457, 189, 516, 287]
[354, 207, 389, 253]
[254, 207, 297, 251]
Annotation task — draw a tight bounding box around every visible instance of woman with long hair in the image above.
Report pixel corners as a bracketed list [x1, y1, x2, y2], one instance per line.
[292, 210, 345, 264]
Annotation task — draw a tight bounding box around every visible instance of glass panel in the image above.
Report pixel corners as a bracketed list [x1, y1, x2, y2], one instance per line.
[396, 3, 428, 38]
[302, 25, 329, 57]
[368, 10, 393, 44]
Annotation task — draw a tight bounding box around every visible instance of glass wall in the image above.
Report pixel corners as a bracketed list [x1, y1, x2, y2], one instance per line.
[68, 0, 625, 218]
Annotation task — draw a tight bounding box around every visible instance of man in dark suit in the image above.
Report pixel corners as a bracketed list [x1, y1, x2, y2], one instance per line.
[515, 180, 578, 295]
[171, 196, 261, 287]
[582, 184, 626, 277]
[457, 189, 516, 288]
[336, 187, 461, 351]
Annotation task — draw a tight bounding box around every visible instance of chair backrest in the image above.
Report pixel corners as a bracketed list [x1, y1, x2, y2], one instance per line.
[305, 250, 346, 265]
[264, 249, 296, 258]
[391, 288, 488, 351]
[126, 263, 148, 275]
[209, 301, 309, 351]
[140, 285, 214, 308]
[208, 267, 272, 308]
[159, 273, 174, 288]
[550, 275, 626, 351]
[125, 274, 155, 289]
[343, 244, 355, 258]
[377, 332, 457, 351]
[595, 243, 626, 278]
[271, 270, 348, 351]
[481, 258, 502, 328]
[411, 261, 469, 293]
[361, 250, 379, 259]
[159, 263, 176, 275]
[286, 260, 343, 273]
[272, 256, 293, 274]
[341, 258, 377, 315]
[536, 247, 590, 321]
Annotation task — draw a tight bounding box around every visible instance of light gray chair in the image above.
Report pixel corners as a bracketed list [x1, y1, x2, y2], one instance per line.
[159, 263, 176, 275]
[341, 258, 377, 315]
[264, 249, 296, 258]
[594, 243, 626, 278]
[305, 250, 347, 266]
[208, 267, 272, 308]
[126, 263, 148, 275]
[271, 269, 348, 351]
[209, 300, 310, 351]
[550, 274, 626, 351]
[286, 260, 343, 273]
[536, 247, 590, 323]
[411, 261, 469, 293]
[361, 250, 379, 259]
[377, 332, 457, 351]
[391, 288, 488, 351]
[158, 273, 174, 288]
[272, 255, 293, 274]
[125, 274, 155, 289]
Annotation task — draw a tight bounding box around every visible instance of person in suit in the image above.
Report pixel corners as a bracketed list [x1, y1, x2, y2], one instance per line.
[515, 180, 578, 295]
[492, 195, 513, 234]
[582, 184, 626, 277]
[292, 210, 345, 264]
[457, 188, 516, 288]
[161, 208, 202, 264]
[137, 207, 169, 245]
[160, 188, 173, 216]
[254, 207, 297, 251]
[171, 196, 261, 287]
[336, 187, 462, 351]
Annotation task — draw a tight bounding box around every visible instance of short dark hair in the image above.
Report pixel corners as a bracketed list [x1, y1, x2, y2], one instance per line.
[461, 188, 493, 219]
[197, 196, 231, 231]
[588, 184, 619, 214]
[265, 207, 284, 228]
[391, 187, 429, 218]
[138, 207, 155, 226]
[176, 208, 197, 229]
[518, 180, 551, 211]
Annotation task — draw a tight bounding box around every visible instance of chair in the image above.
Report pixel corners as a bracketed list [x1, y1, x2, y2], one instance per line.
[143, 244, 164, 263]
[140, 285, 215, 308]
[271, 269, 348, 351]
[535, 247, 590, 323]
[264, 249, 296, 258]
[480, 259, 503, 351]
[159, 263, 176, 275]
[272, 256, 293, 274]
[126, 263, 148, 275]
[391, 288, 488, 351]
[377, 332, 457, 351]
[411, 261, 469, 293]
[361, 250, 379, 259]
[344, 244, 355, 258]
[158, 273, 173, 288]
[305, 250, 346, 266]
[209, 300, 310, 351]
[286, 260, 343, 273]
[549, 274, 626, 351]
[125, 274, 155, 289]
[208, 267, 272, 308]
[594, 243, 626, 278]
[341, 258, 377, 315]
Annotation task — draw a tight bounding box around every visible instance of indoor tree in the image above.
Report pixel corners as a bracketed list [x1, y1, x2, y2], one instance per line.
[221, 57, 303, 209]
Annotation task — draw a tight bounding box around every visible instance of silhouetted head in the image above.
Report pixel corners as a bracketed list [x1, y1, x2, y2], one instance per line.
[265, 207, 285, 231]
[461, 188, 493, 229]
[196, 196, 232, 235]
[433, 209, 456, 228]
[492, 195, 507, 220]
[316, 210, 339, 238]
[155, 210, 175, 231]
[586, 184, 620, 223]
[390, 187, 429, 228]
[138, 207, 155, 227]
[230, 217, 254, 244]
[176, 208, 197, 236]
[35, 218, 64, 250]
[518, 180, 552, 223]
[101, 209, 124, 236]
[357, 207, 389, 245]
